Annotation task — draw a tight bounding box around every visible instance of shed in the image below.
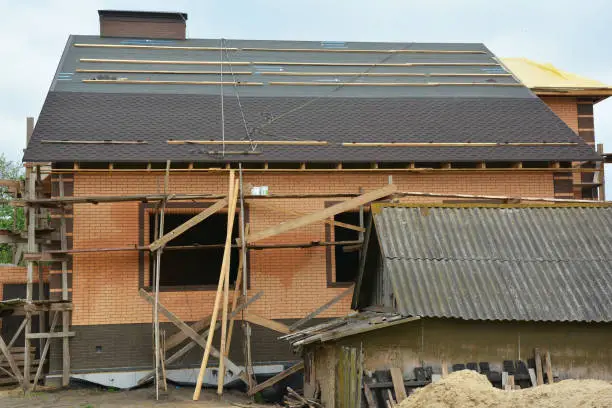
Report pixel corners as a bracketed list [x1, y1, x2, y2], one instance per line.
[288, 203, 612, 407]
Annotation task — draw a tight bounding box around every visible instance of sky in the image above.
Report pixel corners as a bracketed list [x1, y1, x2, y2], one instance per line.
[1, 0, 610, 195]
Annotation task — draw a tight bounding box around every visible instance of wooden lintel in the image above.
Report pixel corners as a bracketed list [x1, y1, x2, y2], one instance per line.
[246, 184, 397, 243]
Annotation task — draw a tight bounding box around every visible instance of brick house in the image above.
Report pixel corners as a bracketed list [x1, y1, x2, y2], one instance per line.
[6, 9, 608, 389]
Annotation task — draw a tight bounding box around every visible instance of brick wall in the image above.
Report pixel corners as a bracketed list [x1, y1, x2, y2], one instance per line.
[541, 96, 579, 133]
[70, 171, 555, 327]
[0, 265, 48, 300]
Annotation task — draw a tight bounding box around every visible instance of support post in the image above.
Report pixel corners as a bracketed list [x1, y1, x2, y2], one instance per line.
[37, 263, 46, 356]
[239, 164, 255, 390]
[59, 174, 70, 387]
[193, 172, 239, 400]
[24, 165, 37, 390]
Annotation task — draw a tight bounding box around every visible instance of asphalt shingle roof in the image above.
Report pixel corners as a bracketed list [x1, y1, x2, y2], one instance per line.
[22, 35, 600, 163]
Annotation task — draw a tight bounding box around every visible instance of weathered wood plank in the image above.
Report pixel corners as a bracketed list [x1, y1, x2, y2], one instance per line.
[247, 362, 304, 396]
[545, 351, 553, 384]
[246, 184, 397, 243]
[26, 332, 75, 339]
[32, 312, 59, 390]
[243, 313, 291, 334]
[0, 332, 23, 384]
[534, 348, 544, 386]
[390, 367, 407, 402]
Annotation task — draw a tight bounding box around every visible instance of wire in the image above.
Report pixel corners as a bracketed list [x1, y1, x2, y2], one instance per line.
[222, 39, 258, 152]
[251, 43, 414, 138]
[220, 39, 226, 157]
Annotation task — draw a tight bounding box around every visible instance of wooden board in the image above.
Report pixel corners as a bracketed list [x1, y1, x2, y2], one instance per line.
[243, 313, 291, 334]
[247, 184, 397, 243]
[545, 351, 553, 384]
[390, 367, 407, 402]
[149, 198, 228, 251]
[534, 348, 544, 386]
[247, 362, 304, 396]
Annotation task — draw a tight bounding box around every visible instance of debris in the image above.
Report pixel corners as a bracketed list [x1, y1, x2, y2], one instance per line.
[283, 386, 323, 408]
[399, 370, 612, 408]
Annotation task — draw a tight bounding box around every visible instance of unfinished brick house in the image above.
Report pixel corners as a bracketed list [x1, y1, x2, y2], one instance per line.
[2, 9, 609, 393]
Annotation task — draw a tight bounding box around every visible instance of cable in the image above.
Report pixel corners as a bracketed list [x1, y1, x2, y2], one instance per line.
[222, 39, 258, 152]
[251, 43, 414, 138]
[220, 39, 226, 157]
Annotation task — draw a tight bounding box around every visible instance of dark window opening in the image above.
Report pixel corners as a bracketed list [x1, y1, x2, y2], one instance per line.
[333, 211, 362, 283]
[149, 211, 239, 287]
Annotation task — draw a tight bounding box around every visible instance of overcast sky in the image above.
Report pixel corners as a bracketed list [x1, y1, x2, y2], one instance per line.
[1, 0, 610, 195]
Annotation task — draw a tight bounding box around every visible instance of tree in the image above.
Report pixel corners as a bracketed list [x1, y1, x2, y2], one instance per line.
[0, 154, 24, 264]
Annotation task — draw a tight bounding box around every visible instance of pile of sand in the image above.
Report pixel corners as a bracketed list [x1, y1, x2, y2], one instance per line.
[399, 370, 612, 408]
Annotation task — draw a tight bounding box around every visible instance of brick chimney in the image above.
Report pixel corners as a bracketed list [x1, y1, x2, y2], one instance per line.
[98, 10, 187, 40]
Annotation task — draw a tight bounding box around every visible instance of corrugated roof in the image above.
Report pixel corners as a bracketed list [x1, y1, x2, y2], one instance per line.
[371, 204, 612, 322]
[22, 36, 599, 163]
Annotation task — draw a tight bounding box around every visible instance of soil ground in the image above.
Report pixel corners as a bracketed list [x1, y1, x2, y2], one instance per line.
[0, 385, 271, 408]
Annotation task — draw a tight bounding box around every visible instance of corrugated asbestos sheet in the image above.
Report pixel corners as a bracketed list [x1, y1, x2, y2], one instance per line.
[373, 205, 612, 322]
[22, 35, 598, 163]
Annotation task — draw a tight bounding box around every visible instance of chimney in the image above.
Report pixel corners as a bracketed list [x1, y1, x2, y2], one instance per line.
[98, 10, 187, 40]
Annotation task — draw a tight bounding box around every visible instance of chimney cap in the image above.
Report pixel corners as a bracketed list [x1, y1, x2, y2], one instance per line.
[98, 10, 188, 21]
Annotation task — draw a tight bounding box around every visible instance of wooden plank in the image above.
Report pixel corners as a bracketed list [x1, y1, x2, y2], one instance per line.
[441, 359, 448, 377]
[0, 335, 23, 385]
[83, 79, 262, 86]
[289, 286, 354, 331]
[390, 368, 407, 402]
[247, 184, 397, 243]
[81, 58, 249, 65]
[243, 313, 291, 334]
[247, 362, 304, 396]
[363, 382, 376, 408]
[138, 289, 242, 376]
[528, 368, 537, 387]
[59, 174, 70, 388]
[149, 198, 228, 251]
[26, 332, 75, 339]
[32, 312, 59, 390]
[136, 291, 261, 387]
[218, 173, 239, 395]
[225, 251, 244, 356]
[342, 142, 577, 147]
[271, 81, 520, 87]
[168, 140, 327, 146]
[193, 174, 241, 399]
[164, 316, 212, 351]
[253, 200, 365, 233]
[534, 348, 544, 386]
[545, 351, 553, 384]
[76, 68, 253, 75]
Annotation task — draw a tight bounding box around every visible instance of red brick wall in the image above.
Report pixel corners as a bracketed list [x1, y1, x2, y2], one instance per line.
[70, 171, 555, 326]
[541, 96, 578, 133]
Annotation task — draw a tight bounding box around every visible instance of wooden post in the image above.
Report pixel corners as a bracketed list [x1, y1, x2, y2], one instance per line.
[224, 251, 243, 356]
[597, 144, 606, 201]
[153, 160, 170, 400]
[534, 348, 544, 386]
[545, 351, 553, 384]
[24, 165, 37, 390]
[59, 174, 70, 387]
[193, 172, 239, 400]
[37, 263, 46, 356]
[218, 171, 237, 395]
[239, 164, 255, 390]
[32, 312, 59, 390]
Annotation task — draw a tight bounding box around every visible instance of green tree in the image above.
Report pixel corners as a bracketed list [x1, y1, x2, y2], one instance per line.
[0, 154, 24, 264]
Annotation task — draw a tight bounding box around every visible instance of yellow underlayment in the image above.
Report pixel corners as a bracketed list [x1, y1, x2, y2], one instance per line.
[502, 57, 611, 90]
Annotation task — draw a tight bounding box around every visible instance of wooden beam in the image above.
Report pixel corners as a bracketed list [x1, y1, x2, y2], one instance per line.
[247, 184, 397, 243]
[137, 289, 242, 376]
[76, 68, 253, 75]
[342, 142, 577, 147]
[194, 173, 240, 400]
[149, 198, 228, 251]
[243, 313, 291, 334]
[81, 58, 249, 65]
[390, 367, 407, 402]
[59, 174, 70, 388]
[225, 250, 244, 356]
[252, 200, 365, 233]
[270, 81, 520, 87]
[0, 332, 23, 384]
[32, 312, 59, 390]
[261, 71, 512, 77]
[257, 61, 500, 67]
[247, 362, 304, 396]
[136, 291, 262, 387]
[168, 140, 328, 146]
[83, 79, 263, 86]
[218, 174, 239, 395]
[289, 286, 354, 331]
[534, 348, 544, 386]
[26, 332, 75, 339]
[41, 140, 147, 145]
[545, 351, 553, 384]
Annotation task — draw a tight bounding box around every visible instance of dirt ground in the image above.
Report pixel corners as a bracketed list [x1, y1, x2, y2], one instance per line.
[0, 385, 272, 408]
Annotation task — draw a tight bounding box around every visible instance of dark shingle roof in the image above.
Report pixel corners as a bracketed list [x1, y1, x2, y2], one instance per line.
[366, 204, 612, 322]
[23, 35, 600, 163]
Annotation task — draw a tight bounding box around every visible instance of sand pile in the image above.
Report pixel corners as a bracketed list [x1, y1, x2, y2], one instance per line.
[399, 370, 612, 408]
